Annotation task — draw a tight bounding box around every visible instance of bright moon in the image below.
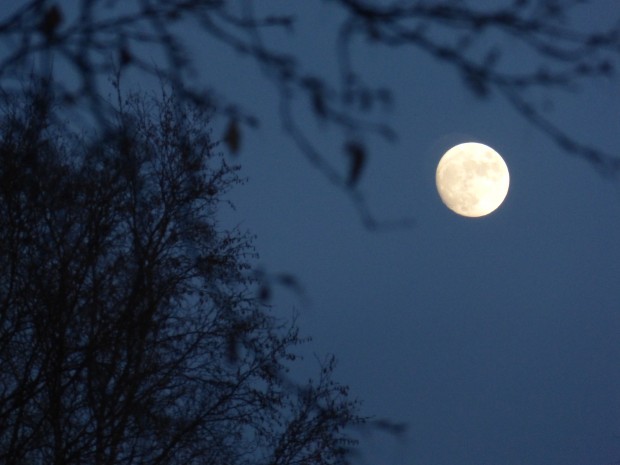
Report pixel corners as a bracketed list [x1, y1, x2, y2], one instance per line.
[436, 142, 510, 217]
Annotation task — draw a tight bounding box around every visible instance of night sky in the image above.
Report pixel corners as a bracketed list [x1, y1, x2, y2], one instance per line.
[211, 2, 620, 464]
[16, 0, 620, 464]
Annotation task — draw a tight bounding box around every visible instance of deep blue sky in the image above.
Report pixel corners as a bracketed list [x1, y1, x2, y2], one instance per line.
[208, 2, 620, 465]
[16, 1, 620, 464]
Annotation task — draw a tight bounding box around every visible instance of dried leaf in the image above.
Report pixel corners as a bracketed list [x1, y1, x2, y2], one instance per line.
[119, 46, 132, 66]
[277, 273, 304, 296]
[312, 91, 326, 117]
[345, 141, 366, 187]
[223, 119, 241, 154]
[39, 5, 63, 40]
[258, 284, 271, 303]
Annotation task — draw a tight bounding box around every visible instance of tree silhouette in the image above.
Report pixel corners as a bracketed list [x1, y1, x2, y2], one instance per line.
[0, 0, 618, 225]
[0, 85, 362, 465]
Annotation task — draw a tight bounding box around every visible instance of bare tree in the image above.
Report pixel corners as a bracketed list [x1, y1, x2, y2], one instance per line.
[0, 85, 362, 465]
[0, 0, 618, 225]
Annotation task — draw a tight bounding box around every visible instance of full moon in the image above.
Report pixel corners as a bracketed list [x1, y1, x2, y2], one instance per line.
[436, 142, 510, 217]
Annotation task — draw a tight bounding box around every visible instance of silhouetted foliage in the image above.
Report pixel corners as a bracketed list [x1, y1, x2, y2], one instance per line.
[0, 86, 362, 465]
[1, 1, 618, 225]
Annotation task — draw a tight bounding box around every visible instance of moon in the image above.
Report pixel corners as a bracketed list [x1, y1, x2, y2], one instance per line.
[435, 142, 510, 217]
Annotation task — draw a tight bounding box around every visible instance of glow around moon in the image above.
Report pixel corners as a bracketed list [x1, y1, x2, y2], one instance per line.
[436, 142, 510, 217]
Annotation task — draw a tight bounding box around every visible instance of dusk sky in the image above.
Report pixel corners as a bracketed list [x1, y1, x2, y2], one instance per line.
[8, 1, 620, 464]
[208, 2, 620, 464]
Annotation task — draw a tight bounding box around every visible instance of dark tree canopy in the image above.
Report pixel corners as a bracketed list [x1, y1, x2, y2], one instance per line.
[0, 1, 619, 224]
[0, 87, 362, 465]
